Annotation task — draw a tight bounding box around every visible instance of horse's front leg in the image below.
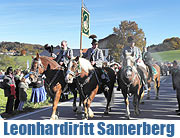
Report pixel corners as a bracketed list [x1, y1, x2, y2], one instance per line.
[50, 83, 62, 120]
[77, 95, 82, 114]
[72, 88, 77, 112]
[83, 85, 99, 120]
[133, 94, 138, 115]
[123, 93, 130, 119]
[103, 90, 110, 115]
[155, 76, 160, 100]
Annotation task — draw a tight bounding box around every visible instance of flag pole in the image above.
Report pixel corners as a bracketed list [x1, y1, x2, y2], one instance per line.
[80, 0, 83, 57]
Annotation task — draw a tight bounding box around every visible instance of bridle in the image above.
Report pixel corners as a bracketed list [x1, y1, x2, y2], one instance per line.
[66, 59, 99, 100]
[31, 58, 45, 75]
[66, 60, 82, 78]
[121, 56, 138, 96]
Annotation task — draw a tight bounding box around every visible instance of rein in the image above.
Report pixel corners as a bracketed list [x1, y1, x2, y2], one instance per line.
[67, 60, 99, 101]
[121, 67, 138, 97]
[44, 67, 68, 96]
[76, 70, 99, 100]
[32, 57, 68, 96]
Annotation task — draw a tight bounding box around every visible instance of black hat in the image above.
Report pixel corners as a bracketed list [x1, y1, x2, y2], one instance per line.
[127, 36, 135, 43]
[173, 60, 178, 65]
[89, 34, 98, 45]
[91, 39, 98, 45]
[6, 67, 13, 74]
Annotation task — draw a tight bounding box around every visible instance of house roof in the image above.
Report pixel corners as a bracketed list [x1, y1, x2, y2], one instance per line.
[40, 48, 88, 57]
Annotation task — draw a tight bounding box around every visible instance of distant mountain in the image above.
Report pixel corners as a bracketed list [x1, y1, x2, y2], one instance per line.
[148, 37, 180, 53]
[0, 41, 44, 55]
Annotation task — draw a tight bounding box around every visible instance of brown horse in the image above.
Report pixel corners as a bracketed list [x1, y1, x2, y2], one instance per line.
[30, 53, 79, 120]
[65, 56, 116, 120]
[140, 63, 161, 100]
[117, 52, 144, 119]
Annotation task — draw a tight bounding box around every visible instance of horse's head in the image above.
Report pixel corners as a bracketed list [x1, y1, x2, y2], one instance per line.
[65, 56, 94, 83]
[123, 51, 135, 79]
[31, 53, 45, 74]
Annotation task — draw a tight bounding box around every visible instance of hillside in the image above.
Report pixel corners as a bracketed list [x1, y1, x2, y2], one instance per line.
[0, 55, 33, 70]
[152, 50, 180, 62]
[0, 41, 44, 55]
[148, 37, 180, 52]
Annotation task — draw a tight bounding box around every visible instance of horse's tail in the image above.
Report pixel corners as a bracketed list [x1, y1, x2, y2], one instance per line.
[153, 64, 161, 90]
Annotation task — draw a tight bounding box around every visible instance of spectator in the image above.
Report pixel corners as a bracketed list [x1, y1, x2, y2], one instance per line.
[30, 75, 47, 105]
[3, 67, 16, 114]
[14, 69, 21, 110]
[17, 77, 28, 111]
[171, 60, 180, 113]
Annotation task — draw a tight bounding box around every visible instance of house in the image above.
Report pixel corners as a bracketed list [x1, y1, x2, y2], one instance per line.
[40, 33, 117, 60]
[40, 48, 87, 57]
[98, 34, 117, 60]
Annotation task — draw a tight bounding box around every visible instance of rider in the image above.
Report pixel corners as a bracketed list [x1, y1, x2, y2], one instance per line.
[51, 40, 73, 68]
[82, 36, 110, 91]
[142, 47, 154, 81]
[121, 36, 148, 92]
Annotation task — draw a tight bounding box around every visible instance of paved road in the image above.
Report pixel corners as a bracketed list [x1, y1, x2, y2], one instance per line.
[10, 75, 180, 120]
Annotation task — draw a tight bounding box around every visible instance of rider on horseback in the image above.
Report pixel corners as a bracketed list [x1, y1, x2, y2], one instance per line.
[51, 40, 73, 68]
[82, 35, 110, 91]
[142, 47, 154, 81]
[121, 36, 148, 92]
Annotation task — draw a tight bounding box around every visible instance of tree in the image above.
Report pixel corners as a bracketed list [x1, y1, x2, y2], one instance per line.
[107, 20, 146, 62]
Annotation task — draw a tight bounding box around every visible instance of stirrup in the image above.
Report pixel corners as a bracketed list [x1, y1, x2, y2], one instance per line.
[104, 85, 109, 92]
[144, 89, 148, 94]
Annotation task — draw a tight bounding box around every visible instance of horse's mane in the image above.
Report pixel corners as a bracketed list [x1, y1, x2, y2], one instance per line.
[79, 58, 94, 73]
[40, 56, 60, 69]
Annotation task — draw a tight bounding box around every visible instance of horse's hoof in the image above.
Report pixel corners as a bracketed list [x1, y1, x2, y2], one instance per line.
[104, 110, 109, 115]
[76, 106, 82, 114]
[89, 113, 94, 118]
[126, 116, 130, 120]
[72, 106, 77, 112]
[82, 114, 88, 120]
[88, 108, 94, 118]
[155, 97, 159, 100]
[108, 107, 112, 112]
[50, 115, 58, 120]
[134, 111, 140, 116]
[140, 101, 145, 104]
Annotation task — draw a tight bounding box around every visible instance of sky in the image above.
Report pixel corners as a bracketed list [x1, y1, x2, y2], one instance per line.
[0, 0, 180, 49]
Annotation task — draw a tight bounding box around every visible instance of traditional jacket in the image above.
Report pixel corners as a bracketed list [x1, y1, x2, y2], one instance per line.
[18, 82, 28, 101]
[122, 46, 142, 61]
[3, 75, 16, 97]
[142, 51, 152, 64]
[52, 47, 73, 67]
[83, 48, 104, 67]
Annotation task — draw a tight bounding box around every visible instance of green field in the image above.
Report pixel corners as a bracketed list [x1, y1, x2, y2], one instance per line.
[0, 87, 74, 119]
[9, 55, 34, 69]
[0, 55, 34, 70]
[152, 50, 180, 62]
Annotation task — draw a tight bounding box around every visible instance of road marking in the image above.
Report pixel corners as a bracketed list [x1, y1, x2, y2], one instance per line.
[161, 78, 167, 83]
[9, 101, 72, 120]
[9, 106, 52, 120]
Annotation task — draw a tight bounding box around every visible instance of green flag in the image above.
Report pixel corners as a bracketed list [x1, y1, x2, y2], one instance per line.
[82, 7, 90, 37]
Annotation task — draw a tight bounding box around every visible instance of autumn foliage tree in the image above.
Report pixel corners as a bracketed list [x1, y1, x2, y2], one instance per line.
[107, 20, 146, 62]
[148, 37, 180, 52]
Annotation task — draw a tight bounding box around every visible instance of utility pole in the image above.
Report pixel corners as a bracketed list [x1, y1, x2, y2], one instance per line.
[80, 0, 83, 57]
